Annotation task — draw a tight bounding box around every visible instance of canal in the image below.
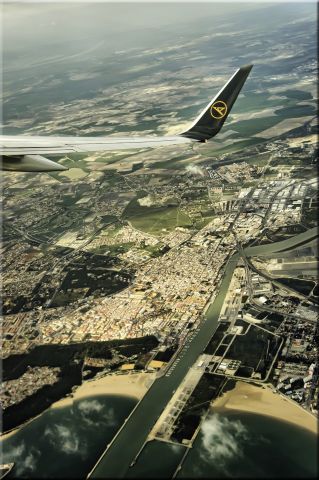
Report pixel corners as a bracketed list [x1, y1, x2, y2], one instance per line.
[89, 226, 318, 478]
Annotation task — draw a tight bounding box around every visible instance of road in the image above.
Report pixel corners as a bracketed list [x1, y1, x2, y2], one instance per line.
[88, 255, 237, 478]
[88, 318, 225, 477]
[88, 226, 318, 478]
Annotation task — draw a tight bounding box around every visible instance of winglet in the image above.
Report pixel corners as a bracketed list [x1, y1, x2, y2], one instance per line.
[180, 64, 253, 142]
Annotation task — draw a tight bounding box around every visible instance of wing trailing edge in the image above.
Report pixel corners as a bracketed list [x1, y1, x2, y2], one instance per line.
[1, 65, 253, 172]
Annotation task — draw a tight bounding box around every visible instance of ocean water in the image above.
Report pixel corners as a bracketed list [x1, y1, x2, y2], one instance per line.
[126, 439, 187, 478]
[1, 395, 137, 479]
[1, 398, 317, 479]
[177, 411, 318, 479]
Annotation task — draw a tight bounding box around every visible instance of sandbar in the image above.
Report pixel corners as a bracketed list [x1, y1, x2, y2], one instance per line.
[212, 381, 318, 435]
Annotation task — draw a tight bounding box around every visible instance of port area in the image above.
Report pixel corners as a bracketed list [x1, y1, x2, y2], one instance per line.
[148, 354, 211, 446]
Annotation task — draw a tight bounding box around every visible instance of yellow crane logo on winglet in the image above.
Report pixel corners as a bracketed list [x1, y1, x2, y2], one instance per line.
[210, 100, 227, 119]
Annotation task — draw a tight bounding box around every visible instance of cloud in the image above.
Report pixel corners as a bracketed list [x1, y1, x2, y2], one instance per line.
[138, 195, 154, 207]
[102, 408, 117, 427]
[77, 399, 104, 414]
[2, 442, 26, 459]
[44, 424, 87, 456]
[77, 400, 117, 428]
[199, 413, 248, 469]
[17, 450, 39, 476]
[185, 164, 205, 177]
[23, 452, 36, 471]
[2, 442, 42, 476]
[10, 446, 40, 477]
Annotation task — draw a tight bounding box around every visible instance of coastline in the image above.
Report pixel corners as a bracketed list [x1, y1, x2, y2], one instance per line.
[212, 380, 318, 435]
[1, 371, 155, 441]
[52, 371, 156, 409]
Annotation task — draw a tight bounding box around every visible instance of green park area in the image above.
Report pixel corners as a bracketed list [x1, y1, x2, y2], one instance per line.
[129, 206, 192, 235]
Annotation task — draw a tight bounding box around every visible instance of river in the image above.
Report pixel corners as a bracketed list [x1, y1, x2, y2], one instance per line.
[1, 227, 318, 478]
[2, 398, 317, 478]
[88, 225, 319, 477]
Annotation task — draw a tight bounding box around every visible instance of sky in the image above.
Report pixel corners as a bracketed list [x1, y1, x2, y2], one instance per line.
[6, 1, 309, 70]
[2, 3, 259, 43]
[2, 3, 264, 69]
[1, 1, 316, 135]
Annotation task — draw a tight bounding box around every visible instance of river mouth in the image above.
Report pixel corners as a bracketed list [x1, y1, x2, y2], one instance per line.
[88, 227, 318, 478]
[3, 394, 316, 479]
[2, 228, 318, 478]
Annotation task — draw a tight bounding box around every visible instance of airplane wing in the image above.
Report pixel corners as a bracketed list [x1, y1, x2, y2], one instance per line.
[1, 64, 253, 172]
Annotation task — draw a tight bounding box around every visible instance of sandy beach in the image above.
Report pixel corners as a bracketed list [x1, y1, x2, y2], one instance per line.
[52, 371, 156, 409]
[1, 372, 155, 440]
[212, 381, 318, 435]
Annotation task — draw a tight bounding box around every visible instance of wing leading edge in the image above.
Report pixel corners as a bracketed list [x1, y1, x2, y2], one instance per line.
[1, 64, 253, 172]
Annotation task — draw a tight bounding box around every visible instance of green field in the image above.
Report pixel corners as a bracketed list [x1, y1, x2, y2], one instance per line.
[129, 207, 192, 235]
[122, 188, 219, 235]
[206, 137, 264, 156]
[246, 152, 273, 166]
[233, 89, 312, 115]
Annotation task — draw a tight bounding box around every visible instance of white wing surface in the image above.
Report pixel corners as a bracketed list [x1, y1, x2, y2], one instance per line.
[1, 65, 253, 172]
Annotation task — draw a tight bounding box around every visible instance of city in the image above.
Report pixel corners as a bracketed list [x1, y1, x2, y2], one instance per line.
[2, 114, 317, 437]
[1, 2, 318, 478]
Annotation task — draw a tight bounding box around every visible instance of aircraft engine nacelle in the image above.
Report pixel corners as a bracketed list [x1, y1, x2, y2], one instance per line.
[1, 154, 68, 172]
